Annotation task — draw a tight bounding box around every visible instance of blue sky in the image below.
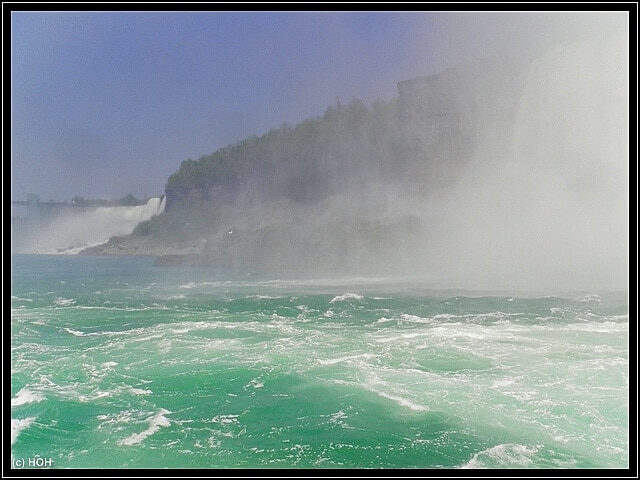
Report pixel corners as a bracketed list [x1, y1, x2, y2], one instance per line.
[10, 9, 629, 202]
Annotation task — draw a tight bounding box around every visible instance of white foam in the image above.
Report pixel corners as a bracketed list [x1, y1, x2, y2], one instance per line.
[491, 379, 516, 389]
[432, 313, 459, 320]
[178, 281, 220, 289]
[246, 379, 264, 389]
[461, 444, 538, 468]
[12, 417, 36, 445]
[565, 321, 629, 333]
[464, 311, 518, 322]
[54, 297, 76, 307]
[92, 391, 111, 399]
[374, 332, 429, 343]
[399, 313, 432, 324]
[11, 296, 33, 302]
[376, 391, 429, 412]
[329, 293, 363, 303]
[166, 294, 187, 300]
[375, 316, 394, 324]
[210, 414, 239, 425]
[117, 409, 171, 446]
[575, 294, 602, 303]
[11, 388, 44, 407]
[129, 387, 152, 396]
[318, 353, 376, 365]
[97, 410, 133, 425]
[64, 328, 94, 337]
[361, 374, 429, 412]
[204, 339, 240, 349]
[170, 327, 191, 334]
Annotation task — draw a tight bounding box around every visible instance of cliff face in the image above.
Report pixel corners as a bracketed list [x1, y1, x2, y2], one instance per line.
[83, 57, 532, 273]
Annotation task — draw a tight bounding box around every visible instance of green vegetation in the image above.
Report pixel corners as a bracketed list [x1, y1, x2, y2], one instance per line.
[164, 92, 474, 210]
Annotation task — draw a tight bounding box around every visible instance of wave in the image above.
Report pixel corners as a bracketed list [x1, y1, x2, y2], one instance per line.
[399, 313, 433, 324]
[129, 387, 153, 395]
[11, 417, 36, 445]
[11, 388, 44, 407]
[246, 379, 264, 389]
[117, 409, 171, 446]
[361, 374, 429, 412]
[54, 297, 76, 307]
[210, 414, 240, 425]
[329, 293, 363, 303]
[375, 316, 394, 324]
[374, 331, 430, 344]
[461, 444, 539, 468]
[246, 294, 284, 300]
[375, 391, 429, 412]
[575, 294, 602, 303]
[317, 353, 376, 366]
[11, 295, 33, 302]
[64, 328, 100, 337]
[26, 375, 153, 404]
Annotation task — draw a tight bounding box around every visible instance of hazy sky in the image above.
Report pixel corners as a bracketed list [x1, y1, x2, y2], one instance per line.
[10, 9, 629, 202]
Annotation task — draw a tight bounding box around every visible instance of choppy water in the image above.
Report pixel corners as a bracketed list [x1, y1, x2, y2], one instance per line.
[10, 255, 629, 469]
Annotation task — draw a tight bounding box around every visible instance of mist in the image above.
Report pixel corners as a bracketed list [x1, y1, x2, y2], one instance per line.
[399, 33, 629, 292]
[195, 31, 629, 293]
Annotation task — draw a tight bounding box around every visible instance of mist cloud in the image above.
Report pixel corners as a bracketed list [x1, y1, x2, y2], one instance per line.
[411, 32, 629, 292]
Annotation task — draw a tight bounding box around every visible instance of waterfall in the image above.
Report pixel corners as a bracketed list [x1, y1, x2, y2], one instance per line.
[13, 197, 166, 254]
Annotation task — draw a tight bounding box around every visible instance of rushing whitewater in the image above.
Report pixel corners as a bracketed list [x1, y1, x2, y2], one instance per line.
[11, 255, 628, 469]
[13, 197, 165, 254]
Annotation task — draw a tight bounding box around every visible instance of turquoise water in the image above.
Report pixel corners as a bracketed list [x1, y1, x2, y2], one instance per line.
[10, 255, 629, 469]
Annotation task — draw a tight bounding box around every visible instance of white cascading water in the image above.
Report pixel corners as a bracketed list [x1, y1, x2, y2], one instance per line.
[18, 197, 166, 254]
